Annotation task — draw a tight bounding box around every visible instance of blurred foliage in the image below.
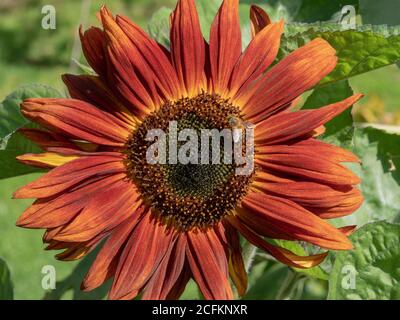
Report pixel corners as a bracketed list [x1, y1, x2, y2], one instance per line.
[0, 0, 175, 65]
[0, 258, 13, 299]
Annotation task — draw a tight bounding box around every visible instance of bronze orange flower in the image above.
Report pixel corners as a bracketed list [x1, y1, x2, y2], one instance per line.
[14, 0, 363, 300]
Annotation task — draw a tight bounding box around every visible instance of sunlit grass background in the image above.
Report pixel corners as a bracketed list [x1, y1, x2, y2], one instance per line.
[0, 0, 399, 299]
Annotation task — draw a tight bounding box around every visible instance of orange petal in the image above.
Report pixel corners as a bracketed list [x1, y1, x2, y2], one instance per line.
[253, 180, 363, 219]
[116, 15, 183, 100]
[82, 213, 142, 292]
[236, 38, 338, 123]
[170, 0, 205, 97]
[62, 74, 137, 128]
[254, 94, 363, 144]
[229, 217, 328, 269]
[339, 225, 357, 236]
[166, 264, 191, 300]
[256, 153, 360, 186]
[230, 21, 284, 97]
[209, 0, 242, 97]
[21, 98, 130, 147]
[17, 152, 79, 169]
[257, 139, 360, 164]
[186, 228, 233, 300]
[55, 235, 103, 261]
[240, 193, 353, 250]
[250, 5, 271, 37]
[18, 128, 79, 151]
[99, 6, 160, 116]
[312, 125, 326, 137]
[224, 222, 247, 297]
[43, 227, 64, 243]
[52, 180, 142, 242]
[142, 234, 187, 300]
[79, 26, 107, 78]
[13, 154, 125, 199]
[16, 173, 126, 229]
[54, 243, 92, 261]
[109, 213, 176, 300]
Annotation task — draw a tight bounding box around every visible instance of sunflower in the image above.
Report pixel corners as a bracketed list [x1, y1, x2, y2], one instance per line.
[14, 0, 363, 300]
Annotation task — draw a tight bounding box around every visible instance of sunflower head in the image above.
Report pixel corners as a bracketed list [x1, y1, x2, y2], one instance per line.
[125, 92, 255, 231]
[14, 0, 363, 300]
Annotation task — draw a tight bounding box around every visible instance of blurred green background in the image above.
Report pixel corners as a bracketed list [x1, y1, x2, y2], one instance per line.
[0, 0, 399, 299]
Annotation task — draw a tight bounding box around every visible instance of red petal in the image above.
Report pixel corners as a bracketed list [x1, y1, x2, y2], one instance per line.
[109, 213, 176, 300]
[100, 7, 161, 116]
[209, 0, 242, 97]
[52, 180, 142, 242]
[13, 154, 125, 199]
[224, 222, 247, 297]
[62, 74, 137, 127]
[186, 229, 233, 300]
[230, 21, 284, 96]
[240, 193, 353, 250]
[55, 235, 104, 261]
[82, 213, 142, 291]
[339, 225, 357, 236]
[254, 180, 363, 219]
[256, 152, 360, 186]
[18, 128, 79, 151]
[170, 0, 205, 97]
[229, 217, 328, 268]
[142, 235, 187, 300]
[250, 5, 271, 37]
[255, 94, 363, 144]
[237, 38, 338, 123]
[79, 26, 107, 77]
[16, 173, 126, 229]
[257, 139, 360, 163]
[21, 98, 130, 146]
[166, 264, 191, 300]
[116, 16, 181, 100]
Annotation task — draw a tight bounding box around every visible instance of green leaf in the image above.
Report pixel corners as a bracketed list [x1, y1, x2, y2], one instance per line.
[279, 28, 400, 86]
[197, 0, 221, 41]
[328, 221, 400, 300]
[335, 127, 400, 226]
[0, 84, 62, 179]
[302, 80, 354, 149]
[148, 7, 172, 48]
[0, 258, 14, 300]
[271, 240, 329, 281]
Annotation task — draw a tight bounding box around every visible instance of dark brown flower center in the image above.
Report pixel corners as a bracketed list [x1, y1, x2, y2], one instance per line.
[125, 93, 255, 231]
